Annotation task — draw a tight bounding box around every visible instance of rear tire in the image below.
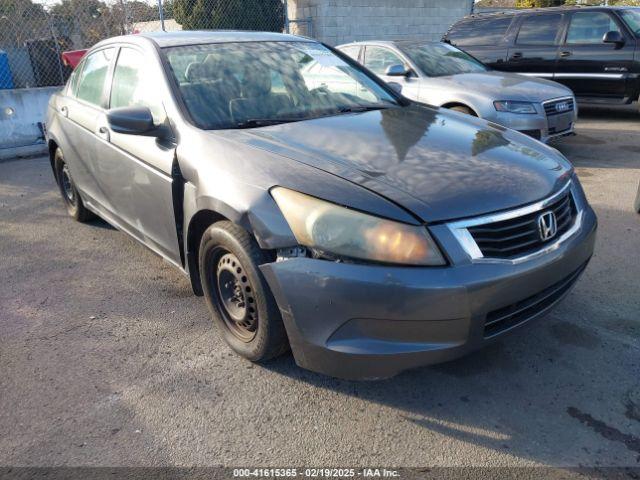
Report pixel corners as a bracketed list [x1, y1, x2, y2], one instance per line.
[54, 148, 94, 222]
[449, 105, 476, 116]
[199, 221, 289, 362]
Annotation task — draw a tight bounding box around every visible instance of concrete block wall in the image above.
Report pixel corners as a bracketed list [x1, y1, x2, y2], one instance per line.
[288, 0, 473, 45]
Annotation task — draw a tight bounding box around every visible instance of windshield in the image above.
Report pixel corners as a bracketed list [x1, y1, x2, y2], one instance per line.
[163, 41, 399, 129]
[621, 9, 640, 36]
[400, 42, 488, 77]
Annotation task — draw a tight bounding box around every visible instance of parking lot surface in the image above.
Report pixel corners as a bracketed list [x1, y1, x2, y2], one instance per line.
[1, 106, 639, 468]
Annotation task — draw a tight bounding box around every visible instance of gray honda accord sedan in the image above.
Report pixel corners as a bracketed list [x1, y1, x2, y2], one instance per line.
[46, 31, 597, 379]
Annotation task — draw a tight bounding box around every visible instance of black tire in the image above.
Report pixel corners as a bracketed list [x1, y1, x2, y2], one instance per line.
[449, 105, 476, 116]
[54, 148, 94, 222]
[199, 221, 289, 362]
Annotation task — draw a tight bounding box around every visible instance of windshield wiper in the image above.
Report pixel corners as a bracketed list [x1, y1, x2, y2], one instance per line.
[338, 104, 391, 114]
[233, 118, 305, 129]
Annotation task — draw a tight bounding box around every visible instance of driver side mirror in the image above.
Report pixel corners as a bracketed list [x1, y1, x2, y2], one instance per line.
[107, 106, 161, 137]
[385, 64, 410, 77]
[603, 30, 625, 46]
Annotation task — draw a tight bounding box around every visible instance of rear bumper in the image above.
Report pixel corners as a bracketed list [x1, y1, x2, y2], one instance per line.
[260, 206, 597, 380]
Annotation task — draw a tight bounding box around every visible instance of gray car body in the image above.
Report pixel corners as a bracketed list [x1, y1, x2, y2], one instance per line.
[46, 31, 597, 379]
[337, 40, 579, 143]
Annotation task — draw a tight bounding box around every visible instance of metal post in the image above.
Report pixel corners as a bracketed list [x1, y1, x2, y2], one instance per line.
[283, 0, 290, 34]
[158, 0, 165, 32]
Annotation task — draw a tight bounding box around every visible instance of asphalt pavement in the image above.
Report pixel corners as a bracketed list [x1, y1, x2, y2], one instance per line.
[1, 105, 639, 469]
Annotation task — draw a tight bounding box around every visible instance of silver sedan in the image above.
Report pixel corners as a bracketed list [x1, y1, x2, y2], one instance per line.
[337, 40, 578, 143]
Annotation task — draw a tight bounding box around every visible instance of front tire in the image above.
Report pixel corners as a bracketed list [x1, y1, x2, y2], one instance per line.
[199, 221, 289, 362]
[54, 148, 94, 222]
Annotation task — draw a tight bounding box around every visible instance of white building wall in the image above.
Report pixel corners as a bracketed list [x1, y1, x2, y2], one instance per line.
[288, 0, 473, 45]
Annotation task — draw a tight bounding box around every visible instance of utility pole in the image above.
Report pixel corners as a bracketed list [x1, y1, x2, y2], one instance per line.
[158, 0, 165, 31]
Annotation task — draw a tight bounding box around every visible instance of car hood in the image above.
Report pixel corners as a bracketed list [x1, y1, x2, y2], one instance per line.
[227, 105, 573, 223]
[433, 71, 573, 103]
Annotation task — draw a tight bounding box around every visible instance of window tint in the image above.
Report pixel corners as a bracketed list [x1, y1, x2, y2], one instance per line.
[339, 45, 360, 61]
[76, 48, 114, 106]
[401, 43, 487, 77]
[364, 47, 404, 75]
[446, 17, 513, 47]
[110, 48, 165, 123]
[621, 9, 640, 36]
[66, 66, 81, 97]
[516, 15, 562, 45]
[567, 12, 620, 44]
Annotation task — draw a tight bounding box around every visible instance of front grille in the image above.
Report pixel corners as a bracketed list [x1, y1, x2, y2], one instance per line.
[467, 191, 576, 259]
[544, 98, 574, 117]
[484, 262, 587, 338]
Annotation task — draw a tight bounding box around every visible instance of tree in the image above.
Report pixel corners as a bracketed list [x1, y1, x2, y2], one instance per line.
[0, 0, 49, 46]
[173, 0, 284, 32]
[514, 0, 563, 8]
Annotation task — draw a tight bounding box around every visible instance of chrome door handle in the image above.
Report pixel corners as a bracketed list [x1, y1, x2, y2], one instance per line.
[560, 51, 572, 57]
[511, 52, 523, 59]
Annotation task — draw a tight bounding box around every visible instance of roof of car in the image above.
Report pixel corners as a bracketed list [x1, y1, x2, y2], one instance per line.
[464, 5, 637, 19]
[96, 30, 313, 49]
[337, 40, 443, 48]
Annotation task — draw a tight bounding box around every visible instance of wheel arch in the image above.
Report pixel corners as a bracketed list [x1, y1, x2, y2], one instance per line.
[440, 102, 479, 116]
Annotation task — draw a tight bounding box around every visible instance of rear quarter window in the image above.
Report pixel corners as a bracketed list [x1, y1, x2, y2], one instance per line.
[446, 16, 514, 46]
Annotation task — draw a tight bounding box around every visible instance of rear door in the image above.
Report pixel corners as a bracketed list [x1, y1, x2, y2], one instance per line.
[97, 46, 181, 264]
[556, 10, 635, 99]
[506, 13, 565, 78]
[444, 16, 514, 68]
[59, 47, 115, 208]
[362, 45, 420, 100]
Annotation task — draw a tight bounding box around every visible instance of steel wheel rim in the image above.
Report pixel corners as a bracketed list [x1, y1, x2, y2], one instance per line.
[214, 251, 258, 342]
[61, 164, 76, 205]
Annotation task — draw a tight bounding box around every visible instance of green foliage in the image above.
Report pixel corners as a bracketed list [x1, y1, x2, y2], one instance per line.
[515, 0, 564, 8]
[173, 0, 284, 32]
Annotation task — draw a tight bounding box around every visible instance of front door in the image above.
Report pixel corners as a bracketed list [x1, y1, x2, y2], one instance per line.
[505, 13, 565, 78]
[97, 46, 181, 265]
[556, 10, 635, 100]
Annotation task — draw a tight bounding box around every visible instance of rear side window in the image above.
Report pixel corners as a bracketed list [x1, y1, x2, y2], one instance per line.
[566, 12, 620, 44]
[516, 14, 563, 45]
[76, 48, 114, 107]
[446, 17, 513, 46]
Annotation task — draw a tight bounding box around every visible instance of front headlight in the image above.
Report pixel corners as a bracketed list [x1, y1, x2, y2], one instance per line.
[271, 187, 446, 266]
[494, 100, 537, 114]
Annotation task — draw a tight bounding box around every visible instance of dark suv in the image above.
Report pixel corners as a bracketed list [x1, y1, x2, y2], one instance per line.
[444, 7, 640, 106]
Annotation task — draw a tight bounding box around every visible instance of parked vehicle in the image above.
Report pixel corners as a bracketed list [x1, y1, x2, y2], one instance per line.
[444, 7, 640, 107]
[635, 181, 640, 213]
[337, 40, 577, 143]
[46, 31, 597, 380]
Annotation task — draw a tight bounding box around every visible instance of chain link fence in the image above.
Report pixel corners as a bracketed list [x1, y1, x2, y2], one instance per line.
[0, 0, 309, 90]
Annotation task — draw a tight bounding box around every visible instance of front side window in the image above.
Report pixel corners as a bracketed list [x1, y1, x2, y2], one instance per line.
[446, 17, 513, 47]
[516, 15, 563, 45]
[76, 48, 114, 107]
[339, 45, 361, 61]
[620, 9, 640, 37]
[164, 41, 399, 129]
[567, 12, 621, 44]
[364, 46, 405, 75]
[401, 42, 487, 77]
[110, 47, 165, 123]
